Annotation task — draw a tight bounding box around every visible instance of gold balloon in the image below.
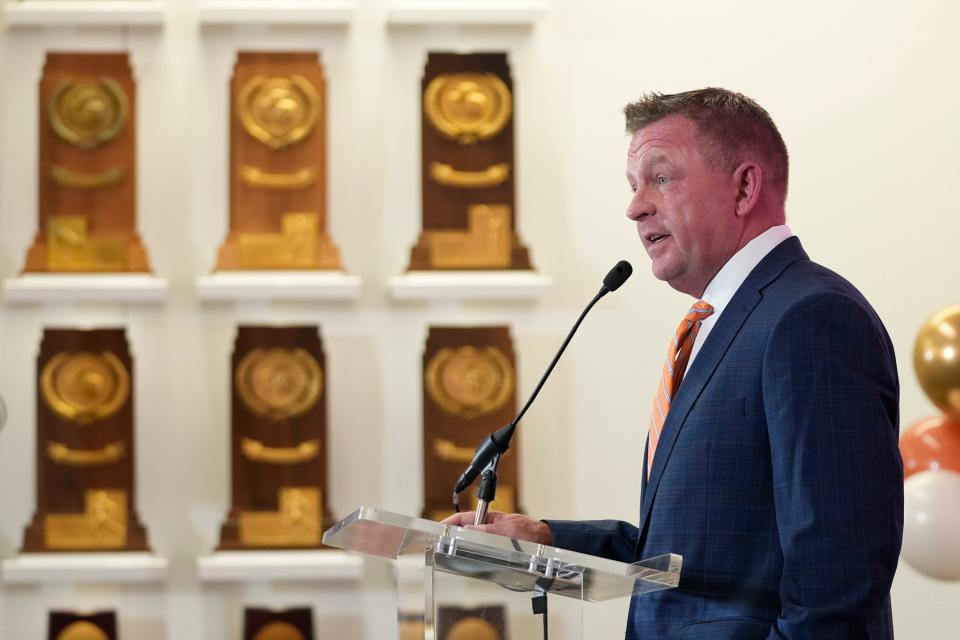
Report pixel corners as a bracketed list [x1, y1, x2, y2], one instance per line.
[914, 304, 960, 422]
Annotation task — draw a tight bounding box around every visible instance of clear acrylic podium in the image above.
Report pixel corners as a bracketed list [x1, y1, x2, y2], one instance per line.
[323, 507, 682, 639]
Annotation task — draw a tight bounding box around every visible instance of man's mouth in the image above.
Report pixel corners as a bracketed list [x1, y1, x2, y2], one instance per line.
[646, 233, 670, 245]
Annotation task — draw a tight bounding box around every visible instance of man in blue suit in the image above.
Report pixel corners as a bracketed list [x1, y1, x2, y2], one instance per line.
[447, 88, 903, 638]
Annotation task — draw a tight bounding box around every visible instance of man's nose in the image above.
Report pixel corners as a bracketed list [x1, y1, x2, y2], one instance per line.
[626, 189, 654, 221]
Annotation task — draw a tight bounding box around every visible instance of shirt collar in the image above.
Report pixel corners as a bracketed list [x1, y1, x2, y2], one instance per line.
[699, 224, 794, 315]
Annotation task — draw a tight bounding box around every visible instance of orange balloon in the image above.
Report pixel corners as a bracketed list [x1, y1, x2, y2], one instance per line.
[901, 414, 960, 480]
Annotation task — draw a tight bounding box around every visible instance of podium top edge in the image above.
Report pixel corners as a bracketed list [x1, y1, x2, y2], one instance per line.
[323, 506, 682, 601]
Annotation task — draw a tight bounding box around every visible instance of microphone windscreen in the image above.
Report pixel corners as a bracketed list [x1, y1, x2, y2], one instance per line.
[603, 260, 633, 292]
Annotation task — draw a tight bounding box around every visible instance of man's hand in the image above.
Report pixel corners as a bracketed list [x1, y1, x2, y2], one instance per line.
[441, 511, 553, 546]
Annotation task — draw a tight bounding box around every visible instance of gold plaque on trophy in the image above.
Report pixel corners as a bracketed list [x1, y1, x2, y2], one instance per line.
[24, 53, 152, 273]
[239, 487, 322, 547]
[407, 53, 534, 271]
[218, 326, 335, 550]
[23, 329, 150, 552]
[215, 52, 343, 271]
[46, 216, 129, 271]
[45, 489, 128, 550]
[236, 213, 322, 270]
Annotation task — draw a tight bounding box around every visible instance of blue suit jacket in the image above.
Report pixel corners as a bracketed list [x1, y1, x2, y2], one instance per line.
[547, 238, 903, 639]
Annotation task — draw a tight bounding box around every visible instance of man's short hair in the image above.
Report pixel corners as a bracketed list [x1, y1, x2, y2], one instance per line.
[624, 88, 789, 201]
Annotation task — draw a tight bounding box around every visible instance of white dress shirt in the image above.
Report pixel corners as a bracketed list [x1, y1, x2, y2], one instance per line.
[687, 225, 794, 368]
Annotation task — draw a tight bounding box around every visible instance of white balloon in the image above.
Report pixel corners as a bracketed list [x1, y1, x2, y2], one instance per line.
[902, 470, 960, 581]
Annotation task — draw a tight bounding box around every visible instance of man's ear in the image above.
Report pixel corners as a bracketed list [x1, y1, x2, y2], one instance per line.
[733, 161, 763, 218]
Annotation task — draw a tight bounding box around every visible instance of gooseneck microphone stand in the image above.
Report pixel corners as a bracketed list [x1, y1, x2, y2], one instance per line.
[455, 260, 632, 525]
[448, 260, 632, 640]
[464, 281, 613, 525]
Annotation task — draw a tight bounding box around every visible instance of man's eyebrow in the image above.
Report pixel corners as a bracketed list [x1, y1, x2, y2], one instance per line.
[642, 152, 671, 166]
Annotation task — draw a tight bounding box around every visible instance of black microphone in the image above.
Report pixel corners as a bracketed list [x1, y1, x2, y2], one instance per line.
[603, 260, 632, 292]
[452, 260, 633, 496]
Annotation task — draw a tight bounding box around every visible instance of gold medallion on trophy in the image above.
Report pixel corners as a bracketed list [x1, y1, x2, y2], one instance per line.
[49, 77, 129, 150]
[235, 348, 323, 421]
[447, 617, 500, 640]
[55, 621, 110, 640]
[40, 352, 130, 426]
[253, 621, 306, 640]
[424, 72, 512, 145]
[238, 74, 320, 150]
[425, 346, 514, 420]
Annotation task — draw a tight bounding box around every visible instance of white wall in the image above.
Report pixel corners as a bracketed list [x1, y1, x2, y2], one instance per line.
[0, 0, 958, 637]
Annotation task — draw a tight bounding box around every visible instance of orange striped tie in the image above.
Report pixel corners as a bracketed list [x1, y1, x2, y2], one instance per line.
[647, 300, 714, 478]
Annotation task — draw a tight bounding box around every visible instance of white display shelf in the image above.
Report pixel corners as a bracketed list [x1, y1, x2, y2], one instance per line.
[2, 552, 168, 584]
[197, 550, 363, 582]
[4, 1, 166, 27]
[198, 0, 355, 26]
[196, 271, 361, 302]
[2, 274, 169, 304]
[387, 0, 546, 25]
[390, 270, 551, 300]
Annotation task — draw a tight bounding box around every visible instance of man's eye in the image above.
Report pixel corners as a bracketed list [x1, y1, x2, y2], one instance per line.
[656, 175, 670, 185]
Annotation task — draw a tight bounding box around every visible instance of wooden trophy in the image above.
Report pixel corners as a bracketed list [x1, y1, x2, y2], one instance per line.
[218, 326, 333, 549]
[48, 611, 117, 640]
[422, 327, 520, 520]
[438, 606, 507, 640]
[25, 53, 152, 273]
[407, 52, 533, 271]
[215, 52, 342, 271]
[22, 329, 149, 552]
[244, 607, 314, 640]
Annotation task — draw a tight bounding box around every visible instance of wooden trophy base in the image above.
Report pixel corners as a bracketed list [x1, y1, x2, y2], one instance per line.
[215, 226, 342, 271]
[23, 232, 152, 273]
[20, 491, 150, 553]
[407, 206, 532, 270]
[217, 489, 336, 551]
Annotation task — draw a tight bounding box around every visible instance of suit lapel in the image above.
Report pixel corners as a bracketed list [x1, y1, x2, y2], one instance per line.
[636, 237, 809, 539]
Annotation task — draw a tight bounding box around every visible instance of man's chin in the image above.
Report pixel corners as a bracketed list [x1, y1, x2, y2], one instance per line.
[650, 262, 680, 284]
[651, 265, 702, 296]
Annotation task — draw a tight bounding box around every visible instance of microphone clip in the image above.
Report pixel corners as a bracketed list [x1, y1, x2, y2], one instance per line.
[472, 455, 501, 526]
